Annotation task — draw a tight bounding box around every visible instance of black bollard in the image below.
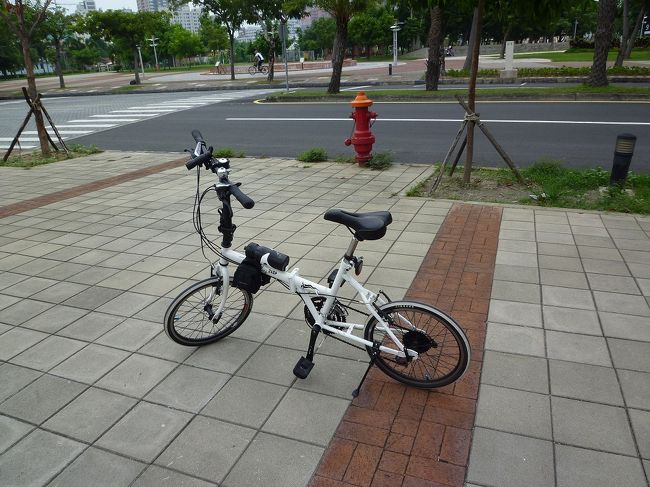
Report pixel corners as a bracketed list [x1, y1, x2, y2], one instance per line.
[610, 133, 637, 187]
[388, 63, 392, 76]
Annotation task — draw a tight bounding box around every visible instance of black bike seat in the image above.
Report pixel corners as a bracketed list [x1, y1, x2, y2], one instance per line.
[324, 209, 392, 241]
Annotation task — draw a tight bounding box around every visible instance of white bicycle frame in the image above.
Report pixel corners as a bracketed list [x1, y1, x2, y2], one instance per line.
[212, 244, 417, 360]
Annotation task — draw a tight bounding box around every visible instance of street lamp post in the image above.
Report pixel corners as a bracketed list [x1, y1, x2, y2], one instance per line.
[390, 24, 401, 67]
[148, 36, 159, 71]
[136, 44, 145, 80]
[573, 18, 578, 39]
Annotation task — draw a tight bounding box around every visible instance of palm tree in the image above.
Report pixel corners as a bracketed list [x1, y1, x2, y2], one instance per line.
[588, 0, 616, 86]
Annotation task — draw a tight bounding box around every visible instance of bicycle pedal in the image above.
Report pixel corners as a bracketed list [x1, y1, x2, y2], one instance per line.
[293, 356, 314, 379]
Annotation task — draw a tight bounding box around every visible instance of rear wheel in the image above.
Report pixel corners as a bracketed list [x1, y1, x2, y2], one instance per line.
[260, 65, 268, 74]
[248, 65, 256, 75]
[364, 301, 469, 388]
[164, 276, 253, 346]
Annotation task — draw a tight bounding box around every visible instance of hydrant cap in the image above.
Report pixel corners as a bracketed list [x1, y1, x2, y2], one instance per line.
[350, 91, 373, 108]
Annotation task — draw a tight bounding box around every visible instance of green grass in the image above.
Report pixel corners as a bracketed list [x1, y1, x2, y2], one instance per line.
[448, 66, 650, 77]
[367, 152, 394, 170]
[213, 147, 245, 158]
[297, 147, 328, 162]
[408, 161, 650, 214]
[0, 144, 101, 168]
[266, 84, 650, 102]
[514, 48, 650, 62]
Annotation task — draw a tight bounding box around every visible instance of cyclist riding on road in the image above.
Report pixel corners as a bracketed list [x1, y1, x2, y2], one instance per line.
[254, 50, 264, 71]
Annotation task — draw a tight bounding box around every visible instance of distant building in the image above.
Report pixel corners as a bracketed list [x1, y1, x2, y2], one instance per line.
[75, 0, 96, 14]
[137, 0, 202, 33]
[171, 5, 202, 33]
[300, 7, 330, 30]
[236, 18, 301, 42]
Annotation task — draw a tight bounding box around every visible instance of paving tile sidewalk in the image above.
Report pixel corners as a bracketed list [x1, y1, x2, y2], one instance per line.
[0, 152, 438, 487]
[1, 151, 649, 487]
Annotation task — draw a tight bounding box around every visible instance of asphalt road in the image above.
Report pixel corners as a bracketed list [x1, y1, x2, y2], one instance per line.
[69, 98, 650, 171]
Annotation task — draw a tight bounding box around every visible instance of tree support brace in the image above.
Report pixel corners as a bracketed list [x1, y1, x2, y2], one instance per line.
[429, 95, 524, 194]
[2, 88, 69, 162]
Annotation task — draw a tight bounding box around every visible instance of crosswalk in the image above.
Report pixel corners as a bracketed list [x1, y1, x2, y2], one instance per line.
[0, 89, 276, 150]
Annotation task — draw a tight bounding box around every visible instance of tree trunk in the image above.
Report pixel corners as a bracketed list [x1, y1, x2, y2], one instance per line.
[18, 27, 50, 156]
[463, 0, 484, 184]
[625, 6, 647, 59]
[499, 23, 511, 59]
[463, 7, 479, 71]
[132, 48, 141, 84]
[588, 0, 616, 87]
[425, 5, 443, 91]
[55, 39, 65, 88]
[615, 0, 630, 67]
[328, 16, 348, 94]
[229, 32, 235, 80]
[267, 40, 275, 82]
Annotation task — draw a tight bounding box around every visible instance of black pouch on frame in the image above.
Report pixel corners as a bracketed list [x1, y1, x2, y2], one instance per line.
[232, 259, 263, 293]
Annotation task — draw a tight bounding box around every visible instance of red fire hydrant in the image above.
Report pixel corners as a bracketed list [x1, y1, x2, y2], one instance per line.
[344, 91, 378, 166]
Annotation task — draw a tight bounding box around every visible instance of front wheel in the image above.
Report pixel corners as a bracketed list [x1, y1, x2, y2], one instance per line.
[364, 301, 470, 388]
[248, 65, 256, 75]
[164, 276, 253, 346]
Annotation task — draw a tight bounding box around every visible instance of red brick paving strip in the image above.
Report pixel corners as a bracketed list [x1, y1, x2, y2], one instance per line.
[310, 203, 502, 487]
[0, 156, 186, 218]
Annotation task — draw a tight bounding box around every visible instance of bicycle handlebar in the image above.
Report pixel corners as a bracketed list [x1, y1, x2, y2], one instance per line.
[185, 149, 212, 170]
[229, 182, 255, 209]
[192, 129, 205, 143]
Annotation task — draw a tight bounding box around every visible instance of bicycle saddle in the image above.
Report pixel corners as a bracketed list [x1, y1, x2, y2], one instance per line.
[324, 209, 392, 241]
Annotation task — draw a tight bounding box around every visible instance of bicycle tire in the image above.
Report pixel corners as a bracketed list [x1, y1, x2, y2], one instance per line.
[364, 301, 470, 388]
[260, 66, 268, 74]
[164, 276, 253, 346]
[248, 65, 256, 75]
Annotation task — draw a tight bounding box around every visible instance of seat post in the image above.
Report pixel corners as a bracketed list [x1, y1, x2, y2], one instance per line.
[344, 237, 359, 260]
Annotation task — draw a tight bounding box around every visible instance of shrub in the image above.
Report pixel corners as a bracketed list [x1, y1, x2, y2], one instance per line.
[367, 152, 393, 170]
[297, 148, 328, 162]
[213, 148, 245, 158]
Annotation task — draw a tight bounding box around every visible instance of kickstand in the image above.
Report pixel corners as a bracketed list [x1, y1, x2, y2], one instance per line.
[352, 342, 380, 398]
[293, 324, 320, 379]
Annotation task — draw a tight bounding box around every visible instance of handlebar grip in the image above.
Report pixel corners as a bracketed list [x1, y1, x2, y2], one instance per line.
[191, 129, 204, 143]
[230, 183, 255, 209]
[185, 150, 212, 170]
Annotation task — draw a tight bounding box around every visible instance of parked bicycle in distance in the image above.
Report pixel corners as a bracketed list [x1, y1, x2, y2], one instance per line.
[164, 130, 471, 395]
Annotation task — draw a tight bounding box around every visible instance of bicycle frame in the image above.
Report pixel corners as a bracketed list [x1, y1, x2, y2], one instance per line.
[212, 246, 415, 360]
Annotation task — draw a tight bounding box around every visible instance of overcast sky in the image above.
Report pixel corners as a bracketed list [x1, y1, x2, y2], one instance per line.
[94, 0, 137, 11]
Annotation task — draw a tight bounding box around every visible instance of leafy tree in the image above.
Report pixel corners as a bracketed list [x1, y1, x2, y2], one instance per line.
[39, 8, 74, 88]
[0, 19, 22, 76]
[297, 17, 335, 54]
[198, 14, 228, 53]
[616, 0, 650, 66]
[315, 0, 370, 93]
[167, 24, 204, 65]
[349, 7, 393, 57]
[86, 10, 170, 84]
[247, 0, 307, 82]
[1, 0, 55, 155]
[177, 0, 252, 79]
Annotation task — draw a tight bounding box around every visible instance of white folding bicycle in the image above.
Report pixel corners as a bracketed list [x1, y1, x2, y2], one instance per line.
[164, 130, 470, 393]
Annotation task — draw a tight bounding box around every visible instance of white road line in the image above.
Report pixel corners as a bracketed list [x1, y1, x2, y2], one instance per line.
[69, 118, 140, 122]
[341, 85, 371, 91]
[108, 111, 159, 115]
[0, 144, 35, 149]
[225, 117, 650, 126]
[123, 107, 178, 111]
[140, 105, 195, 108]
[23, 130, 91, 134]
[53, 124, 117, 128]
[91, 112, 158, 120]
[0, 137, 40, 142]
